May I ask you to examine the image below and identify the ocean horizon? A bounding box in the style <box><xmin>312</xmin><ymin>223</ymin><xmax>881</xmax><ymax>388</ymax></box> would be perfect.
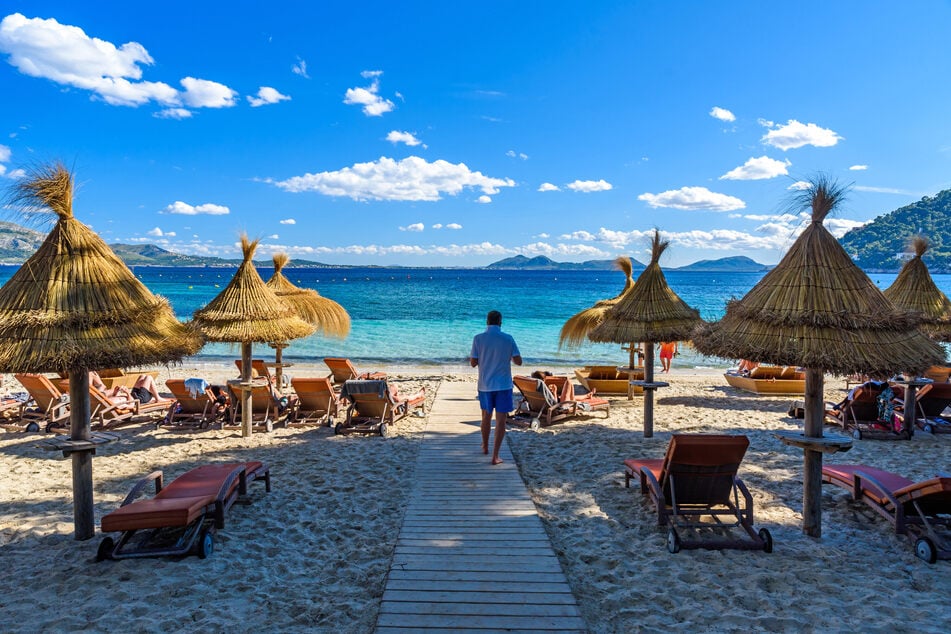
<box><xmin>0</xmin><ymin>264</ymin><xmax>938</xmax><ymax>371</ymax></box>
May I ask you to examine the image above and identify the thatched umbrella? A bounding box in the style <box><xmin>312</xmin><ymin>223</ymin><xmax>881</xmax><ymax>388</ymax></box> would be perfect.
<box><xmin>883</xmin><ymin>236</ymin><xmax>951</xmax><ymax>342</ymax></box>
<box><xmin>589</xmin><ymin>231</ymin><xmax>702</xmax><ymax>437</ymax></box>
<box><xmin>693</xmin><ymin>177</ymin><xmax>945</xmax><ymax>537</ymax></box>
<box><xmin>0</xmin><ymin>163</ymin><xmax>203</xmax><ymax>540</ymax></box>
<box><xmin>559</xmin><ymin>256</ymin><xmax>635</xmax><ymax>362</ymax></box>
<box><xmin>265</xmin><ymin>252</ymin><xmax>350</xmax><ymax>389</ymax></box>
<box><xmin>192</xmin><ymin>237</ymin><xmax>314</xmax><ymax>436</ymax></box>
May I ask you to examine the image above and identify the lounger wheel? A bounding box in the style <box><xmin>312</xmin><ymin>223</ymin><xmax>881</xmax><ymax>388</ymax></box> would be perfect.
<box><xmin>530</xmin><ymin>418</ymin><xmax>541</xmax><ymax>432</ymax></box>
<box><xmin>666</xmin><ymin>528</ymin><xmax>681</xmax><ymax>554</ymax></box>
<box><xmin>922</xmin><ymin>423</ymin><xmax>934</xmax><ymax>434</ymax></box>
<box><xmin>24</xmin><ymin>421</ymin><xmax>40</xmax><ymax>433</ymax></box>
<box><xmin>334</xmin><ymin>422</ymin><xmax>343</xmax><ymax>435</ymax></box>
<box><xmin>197</xmin><ymin>528</ymin><xmax>214</xmax><ymax>559</ymax></box>
<box><xmin>379</xmin><ymin>422</ymin><xmax>389</xmax><ymax>438</ymax></box>
<box><xmin>915</xmin><ymin>537</ymin><xmax>937</xmax><ymax>564</ymax></box>
<box><xmin>758</xmin><ymin>528</ymin><xmax>773</xmax><ymax>553</ymax></box>
<box><xmin>96</xmin><ymin>536</ymin><xmax>115</xmax><ymax>562</ymax></box>
<box><xmin>851</xmin><ymin>427</ymin><xmax>862</xmax><ymax>440</ymax></box>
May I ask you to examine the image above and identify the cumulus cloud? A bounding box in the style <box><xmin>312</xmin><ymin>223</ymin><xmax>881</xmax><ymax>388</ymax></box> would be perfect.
<box><xmin>291</xmin><ymin>57</ymin><xmax>309</xmax><ymax>78</ymax></box>
<box><xmin>849</xmin><ymin>164</ymin><xmax>868</xmax><ymax>171</ymax></box>
<box><xmin>399</xmin><ymin>222</ymin><xmax>424</xmax><ymax>232</ymax></box>
<box><xmin>638</xmin><ymin>186</ymin><xmax>745</xmax><ymax>211</ymax></box>
<box><xmin>446</xmin><ymin>222</ymin><xmax>462</xmax><ymax>229</ymax></box>
<box><xmin>538</xmin><ymin>182</ymin><xmax>560</xmax><ymax>192</ymax></box>
<box><xmin>477</xmin><ymin>195</ymin><xmax>492</xmax><ymax>204</ymax></box>
<box><xmin>279</xmin><ymin>218</ymin><xmax>296</xmax><ymax>225</ymax></box>
<box><xmin>710</xmin><ymin>106</ymin><xmax>735</xmax><ymax>122</ymax></box>
<box><xmin>272</xmin><ymin>156</ymin><xmax>515</xmax><ymax>202</ymax></box>
<box><xmin>567</xmin><ymin>179</ymin><xmax>612</xmax><ymax>193</ymax></box>
<box><xmin>386</xmin><ymin>130</ymin><xmax>424</xmax><ymax>146</ymax></box>
<box><xmin>720</xmin><ymin>156</ymin><xmax>791</xmax><ymax>180</ymax></box>
<box><xmin>761</xmin><ymin>119</ymin><xmax>842</xmax><ymax>150</ymax></box>
<box><xmin>343</xmin><ymin>72</ymin><xmax>395</xmax><ymax>116</ymax></box>
<box><xmin>247</xmin><ymin>86</ymin><xmax>290</xmax><ymax>107</ymax></box>
<box><xmin>432</xmin><ymin>223</ymin><xmax>443</xmax><ymax>229</ymax></box>
<box><xmin>162</xmin><ymin>201</ymin><xmax>230</xmax><ymax>215</ymax></box>
<box><xmin>0</xmin><ymin>144</ymin><xmax>23</xmax><ymax>179</ymax></box>
<box><xmin>787</xmin><ymin>180</ymin><xmax>811</xmax><ymax>190</ymax></box>
<box><xmin>154</xmin><ymin>107</ymin><xmax>191</xmax><ymax>119</ymax></box>
<box><xmin>0</xmin><ymin>13</ymin><xmax>237</xmax><ymax>114</ymax></box>
<box><xmin>506</xmin><ymin>150</ymin><xmax>528</xmax><ymax>160</ymax></box>
<box><xmin>147</xmin><ymin>227</ymin><xmax>176</xmax><ymax>237</ymax></box>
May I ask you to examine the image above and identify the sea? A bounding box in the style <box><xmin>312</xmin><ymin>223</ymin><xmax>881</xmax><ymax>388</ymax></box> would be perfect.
<box><xmin>0</xmin><ymin>265</ymin><xmax>940</xmax><ymax>371</ymax></box>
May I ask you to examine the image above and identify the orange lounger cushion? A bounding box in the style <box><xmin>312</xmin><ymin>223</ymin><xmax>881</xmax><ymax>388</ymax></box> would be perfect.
<box><xmin>102</xmin><ymin>495</ymin><xmax>212</xmax><ymax>532</ymax></box>
<box><xmin>624</xmin><ymin>458</ymin><xmax>664</xmax><ymax>481</ymax></box>
<box><xmin>822</xmin><ymin>464</ymin><xmax>914</xmax><ymax>506</ymax></box>
<box><xmin>158</xmin><ymin>462</ymin><xmax>263</xmax><ymax>499</ymax></box>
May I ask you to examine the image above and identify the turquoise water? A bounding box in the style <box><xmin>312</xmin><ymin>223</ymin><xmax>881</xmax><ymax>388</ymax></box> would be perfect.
<box><xmin>0</xmin><ymin>265</ymin><xmax>934</xmax><ymax>370</ymax></box>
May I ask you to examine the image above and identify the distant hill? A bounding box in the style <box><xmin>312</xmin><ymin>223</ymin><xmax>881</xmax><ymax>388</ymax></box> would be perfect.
<box><xmin>485</xmin><ymin>255</ymin><xmax>646</xmax><ymax>270</ymax></box>
<box><xmin>839</xmin><ymin>189</ymin><xmax>951</xmax><ymax>272</ymax></box>
<box><xmin>0</xmin><ymin>221</ymin><xmax>44</xmax><ymax>263</ymax></box>
<box><xmin>675</xmin><ymin>256</ymin><xmax>771</xmax><ymax>272</ymax></box>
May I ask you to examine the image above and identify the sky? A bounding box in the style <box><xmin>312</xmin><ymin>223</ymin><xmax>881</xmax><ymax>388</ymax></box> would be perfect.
<box><xmin>1</xmin><ymin>1</ymin><xmax>950</xmax><ymax>267</ymax></box>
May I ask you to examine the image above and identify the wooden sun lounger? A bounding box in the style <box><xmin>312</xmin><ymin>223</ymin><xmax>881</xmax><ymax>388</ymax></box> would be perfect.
<box><xmin>824</xmin><ymin>381</ymin><xmax>910</xmax><ymax>440</ymax></box>
<box><xmin>624</xmin><ymin>434</ymin><xmax>773</xmax><ymax>553</ymax></box>
<box><xmin>336</xmin><ymin>379</ymin><xmax>425</xmax><ymax>437</ymax></box>
<box><xmin>13</xmin><ymin>373</ymin><xmax>70</xmax><ymax>433</ymax></box>
<box><xmin>513</xmin><ymin>375</ymin><xmax>610</xmax><ymax>431</ymax></box>
<box><xmin>162</xmin><ymin>378</ymin><xmax>220</xmax><ymax>429</ymax></box>
<box><xmin>97</xmin><ymin>461</ymin><xmax>271</xmax><ymax>560</ymax></box>
<box><xmin>912</xmin><ymin>381</ymin><xmax>951</xmax><ymax>434</ymax></box>
<box><xmin>224</xmin><ymin>381</ymin><xmax>291</xmax><ymax>432</ymax></box>
<box><xmin>89</xmin><ymin>386</ymin><xmax>172</xmax><ymax>429</ymax></box>
<box><xmin>822</xmin><ymin>463</ymin><xmax>951</xmax><ymax>563</ymax></box>
<box><xmin>289</xmin><ymin>377</ymin><xmax>340</xmax><ymax>426</ymax></box>
<box><xmin>323</xmin><ymin>357</ymin><xmax>386</xmax><ymax>386</ymax></box>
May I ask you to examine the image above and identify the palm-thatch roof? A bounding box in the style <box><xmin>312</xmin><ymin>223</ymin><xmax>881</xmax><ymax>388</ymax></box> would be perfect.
<box><xmin>266</xmin><ymin>253</ymin><xmax>350</xmax><ymax>338</ymax></box>
<box><xmin>192</xmin><ymin>236</ymin><xmax>315</xmax><ymax>343</ymax></box>
<box><xmin>693</xmin><ymin>178</ymin><xmax>946</xmax><ymax>375</ymax></box>
<box><xmin>589</xmin><ymin>231</ymin><xmax>702</xmax><ymax>344</ymax></box>
<box><xmin>0</xmin><ymin>163</ymin><xmax>203</xmax><ymax>373</ymax></box>
<box><xmin>559</xmin><ymin>256</ymin><xmax>634</xmax><ymax>349</ymax></box>
<box><xmin>883</xmin><ymin>236</ymin><xmax>951</xmax><ymax>342</ymax></box>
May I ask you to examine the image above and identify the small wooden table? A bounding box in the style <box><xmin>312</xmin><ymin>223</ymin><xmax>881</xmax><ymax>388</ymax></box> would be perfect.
<box><xmin>893</xmin><ymin>378</ymin><xmax>932</xmax><ymax>439</ymax></box>
<box><xmin>37</xmin><ymin>431</ymin><xmax>121</xmax><ymax>457</ymax></box>
<box><xmin>773</xmin><ymin>431</ymin><xmax>853</xmax><ymax>454</ymax></box>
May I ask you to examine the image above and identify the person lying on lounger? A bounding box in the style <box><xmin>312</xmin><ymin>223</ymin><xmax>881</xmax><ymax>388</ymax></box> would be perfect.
<box><xmin>90</xmin><ymin>371</ymin><xmax>171</xmax><ymax>406</ymax></box>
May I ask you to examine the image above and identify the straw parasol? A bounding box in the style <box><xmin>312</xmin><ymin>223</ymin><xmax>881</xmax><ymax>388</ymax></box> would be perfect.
<box><xmin>589</xmin><ymin>231</ymin><xmax>702</xmax><ymax>437</ymax></box>
<box><xmin>192</xmin><ymin>236</ymin><xmax>314</xmax><ymax>436</ymax></box>
<box><xmin>883</xmin><ymin>236</ymin><xmax>951</xmax><ymax>342</ymax></box>
<box><xmin>265</xmin><ymin>252</ymin><xmax>350</xmax><ymax>389</ymax></box>
<box><xmin>0</xmin><ymin>162</ymin><xmax>203</xmax><ymax>540</ymax></box>
<box><xmin>559</xmin><ymin>256</ymin><xmax>634</xmax><ymax>358</ymax></box>
<box><xmin>693</xmin><ymin>176</ymin><xmax>945</xmax><ymax>537</ymax></box>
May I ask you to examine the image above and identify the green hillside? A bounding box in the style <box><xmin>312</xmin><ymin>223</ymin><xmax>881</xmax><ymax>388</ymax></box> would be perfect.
<box><xmin>839</xmin><ymin>189</ymin><xmax>951</xmax><ymax>272</ymax></box>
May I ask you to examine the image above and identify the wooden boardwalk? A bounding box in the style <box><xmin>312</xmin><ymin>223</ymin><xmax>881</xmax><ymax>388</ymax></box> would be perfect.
<box><xmin>375</xmin><ymin>381</ymin><xmax>586</xmax><ymax>633</ymax></box>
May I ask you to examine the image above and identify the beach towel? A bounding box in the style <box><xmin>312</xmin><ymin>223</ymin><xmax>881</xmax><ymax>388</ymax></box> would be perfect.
<box><xmin>184</xmin><ymin>377</ymin><xmax>210</xmax><ymax>398</ymax></box>
<box><xmin>340</xmin><ymin>379</ymin><xmax>388</xmax><ymax>401</ymax></box>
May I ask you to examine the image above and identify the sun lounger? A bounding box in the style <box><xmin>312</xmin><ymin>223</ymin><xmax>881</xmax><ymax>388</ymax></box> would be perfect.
<box><xmin>912</xmin><ymin>381</ymin><xmax>951</xmax><ymax>434</ymax></box>
<box><xmin>824</xmin><ymin>381</ymin><xmax>908</xmax><ymax>440</ymax></box>
<box><xmin>224</xmin><ymin>380</ymin><xmax>292</xmax><ymax>432</ymax></box>
<box><xmin>97</xmin><ymin>461</ymin><xmax>271</xmax><ymax>560</ymax></box>
<box><xmin>336</xmin><ymin>379</ymin><xmax>425</xmax><ymax>437</ymax></box>
<box><xmin>324</xmin><ymin>357</ymin><xmax>386</xmax><ymax>386</ymax></box>
<box><xmin>289</xmin><ymin>377</ymin><xmax>340</xmax><ymax>426</ymax></box>
<box><xmin>513</xmin><ymin>375</ymin><xmax>610</xmax><ymax>431</ymax></box>
<box><xmin>89</xmin><ymin>385</ymin><xmax>171</xmax><ymax>429</ymax></box>
<box><xmin>822</xmin><ymin>463</ymin><xmax>951</xmax><ymax>563</ymax></box>
<box><xmin>162</xmin><ymin>378</ymin><xmax>220</xmax><ymax>429</ymax></box>
<box><xmin>623</xmin><ymin>434</ymin><xmax>773</xmax><ymax>553</ymax></box>
<box><xmin>13</xmin><ymin>373</ymin><xmax>70</xmax><ymax>432</ymax></box>
<box><xmin>234</xmin><ymin>359</ymin><xmax>289</xmax><ymax>390</ymax></box>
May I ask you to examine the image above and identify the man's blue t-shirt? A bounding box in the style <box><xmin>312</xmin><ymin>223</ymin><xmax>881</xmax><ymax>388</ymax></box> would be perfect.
<box><xmin>470</xmin><ymin>325</ymin><xmax>520</xmax><ymax>392</ymax></box>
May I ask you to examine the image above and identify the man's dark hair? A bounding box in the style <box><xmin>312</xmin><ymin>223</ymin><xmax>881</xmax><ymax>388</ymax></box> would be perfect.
<box><xmin>486</xmin><ymin>310</ymin><xmax>502</xmax><ymax>326</ymax></box>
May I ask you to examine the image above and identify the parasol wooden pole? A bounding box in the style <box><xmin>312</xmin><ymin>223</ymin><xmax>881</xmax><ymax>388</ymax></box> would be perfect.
<box><xmin>241</xmin><ymin>341</ymin><xmax>253</xmax><ymax>437</ymax></box>
<box><xmin>68</xmin><ymin>369</ymin><xmax>94</xmax><ymax>540</ymax></box>
<box><xmin>273</xmin><ymin>341</ymin><xmax>287</xmax><ymax>395</ymax></box>
<box><xmin>803</xmin><ymin>368</ymin><xmax>825</xmax><ymax>537</ymax></box>
<box><xmin>643</xmin><ymin>341</ymin><xmax>655</xmax><ymax>438</ymax></box>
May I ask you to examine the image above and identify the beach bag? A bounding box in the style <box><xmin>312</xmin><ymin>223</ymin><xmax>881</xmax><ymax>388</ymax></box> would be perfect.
<box><xmin>787</xmin><ymin>401</ymin><xmax>805</xmax><ymax>419</ymax></box>
<box><xmin>876</xmin><ymin>386</ymin><xmax>902</xmax><ymax>432</ymax></box>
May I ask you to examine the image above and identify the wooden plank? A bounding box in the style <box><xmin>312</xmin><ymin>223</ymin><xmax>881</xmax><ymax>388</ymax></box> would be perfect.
<box><xmin>388</xmin><ymin>557</ymin><xmax>563</xmax><ymax>574</ymax></box>
<box><xmin>375</xmin><ymin>613</ymin><xmax>586</xmax><ymax>630</ymax></box>
<box><xmin>386</xmin><ymin>569</ymin><xmax>569</xmax><ymax>584</ymax></box>
<box><xmin>377</xmin><ymin>628</ymin><xmax>586</xmax><ymax>634</ymax></box>
<box><xmin>384</xmin><ymin>579</ymin><xmax>573</xmax><ymax>593</ymax></box>
<box><xmin>382</xmin><ymin>589</ymin><xmax>578</xmax><ymax>605</ymax></box>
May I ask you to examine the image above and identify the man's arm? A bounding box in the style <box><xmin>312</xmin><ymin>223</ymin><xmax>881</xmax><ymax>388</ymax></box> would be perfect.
<box><xmin>469</xmin><ymin>357</ymin><xmax>478</xmax><ymax>367</ymax></box>
<box><xmin>512</xmin><ymin>355</ymin><xmax>522</xmax><ymax>366</ymax></box>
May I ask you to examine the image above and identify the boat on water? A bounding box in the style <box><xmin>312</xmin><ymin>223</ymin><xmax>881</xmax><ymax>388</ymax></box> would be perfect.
<box><xmin>574</xmin><ymin>365</ymin><xmax>645</xmax><ymax>395</ymax></box>
<box><xmin>723</xmin><ymin>365</ymin><xmax>805</xmax><ymax>395</ymax></box>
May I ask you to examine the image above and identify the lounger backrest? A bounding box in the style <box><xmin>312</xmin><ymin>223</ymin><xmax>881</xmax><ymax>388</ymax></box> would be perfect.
<box><xmin>234</xmin><ymin>359</ymin><xmax>272</xmax><ymax>381</ymax></box>
<box><xmin>916</xmin><ymin>382</ymin><xmax>951</xmax><ymax>417</ymax></box>
<box><xmin>89</xmin><ymin>387</ymin><xmax>135</xmax><ymax>418</ymax></box>
<box><xmin>292</xmin><ymin>377</ymin><xmax>336</xmax><ymax>410</ymax></box>
<box><xmin>325</xmin><ymin>357</ymin><xmax>359</xmax><ymax>382</ymax></box>
<box><xmin>513</xmin><ymin>376</ymin><xmax>557</xmax><ymax>409</ymax></box>
<box><xmin>894</xmin><ymin>476</ymin><xmax>951</xmax><ymax>516</ymax></box>
<box><xmin>748</xmin><ymin>366</ymin><xmax>783</xmax><ymax>380</ymax></box>
<box><xmin>660</xmin><ymin>434</ymin><xmax>749</xmax><ymax>505</ymax></box>
<box><xmin>166</xmin><ymin>379</ymin><xmax>212</xmax><ymax>414</ymax></box>
<box><xmin>923</xmin><ymin>365</ymin><xmax>951</xmax><ymax>383</ymax></box>
<box><xmin>779</xmin><ymin>366</ymin><xmax>804</xmax><ymax>380</ymax></box>
<box><xmin>15</xmin><ymin>373</ymin><xmax>62</xmax><ymax>412</ymax></box>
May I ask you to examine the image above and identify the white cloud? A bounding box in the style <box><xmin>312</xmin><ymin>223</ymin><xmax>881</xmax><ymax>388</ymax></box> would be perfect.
<box><xmin>761</xmin><ymin>119</ymin><xmax>842</xmax><ymax>150</ymax></box>
<box><xmin>154</xmin><ymin>107</ymin><xmax>191</xmax><ymax>119</ymax></box>
<box><xmin>538</xmin><ymin>182</ymin><xmax>560</xmax><ymax>192</ymax></box>
<box><xmin>506</xmin><ymin>150</ymin><xmax>528</xmax><ymax>160</ymax></box>
<box><xmin>0</xmin><ymin>145</ymin><xmax>9</xmax><ymax>163</ymax></box>
<box><xmin>272</xmin><ymin>155</ymin><xmax>515</xmax><ymax>202</ymax></box>
<box><xmin>162</xmin><ymin>201</ymin><xmax>230</xmax><ymax>215</ymax></box>
<box><xmin>446</xmin><ymin>222</ymin><xmax>462</xmax><ymax>229</ymax></box>
<box><xmin>710</xmin><ymin>106</ymin><xmax>735</xmax><ymax>122</ymax></box>
<box><xmin>147</xmin><ymin>227</ymin><xmax>176</xmax><ymax>237</ymax></box>
<box><xmin>432</xmin><ymin>223</ymin><xmax>443</xmax><ymax>229</ymax></box>
<box><xmin>518</xmin><ymin>242</ymin><xmax>610</xmax><ymax>258</ymax></box>
<box><xmin>386</xmin><ymin>130</ymin><xmax>423</xmax><ymax>146</ymax></box>
<box><xmin>267</xmin><ymin>234</ymin><xmax>279</xmax><ymax>240</ymax></box>
<box><xmin>247</xmin><ymin>86</ymin><xmax>290</xmax><ymax>107</ymax></box>
<box><xmin>561</xmin><ymin>230</ymin><xmax>597</xmax><ymax>241</ymax></box>
<box><xmin>477</xmin><ymin>195</ymin><xmax>492</xmax><ymax>204</ymax></box>
<box><xmin>787</xmin><ymin>180</ymin><xmax>811</xmax><ymax>190</ymax></box>
<box><xmin>638</xmin><ymin>186</ymin><xmax>745</xmax><ymax>211</ymax></box>
<box><xmin>279</xmin><ymin>218</ymin><xmax>296</xmax><ymax>225</ymax></box>
<box><xmin>854</xmin><ymin>185</ymin><xmax>914</xmax><ymax>195</ymax></box>
<box><xmin>566</xmin><ymin>179</ymin><xmax>612</xmax><ymax>193</ymax></box>
<box><xmin>720</xmin><ymin>156</ymin><xmax>791</xmax><ymax>180</ymax></box>
<box><xmin>0</xmin><ymin>14</ymin><xmax>240</xmax><ymax>112</ymax></box>
<box><xmin>292</xmin><ymin>57</ymin><xmax>309</xmax><ymax>79</ymax></box>
<box><xmin>344</xmin><ymin>73</ymin><xmax>394</xmax><ymax>116</ymax></box>
<box><xmin>399</xmin><ymin>222</ymin><xmax>424</xmax><ymax>232</ymax></box>
<box><xmin>180</xmin><ymin>77</ymin><xmax>236</xmax><ymax>108</ymax></box>
<box><xmin>849</xmin><ymin>164</ymin><xmax>868</xmax><ymax>171</ymax></box>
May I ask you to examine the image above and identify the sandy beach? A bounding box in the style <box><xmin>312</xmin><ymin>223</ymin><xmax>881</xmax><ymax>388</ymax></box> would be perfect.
<box><xmin>1</xmin><ymin>363</ymin><xmax>949</xmax><ymax>633</ymax></box>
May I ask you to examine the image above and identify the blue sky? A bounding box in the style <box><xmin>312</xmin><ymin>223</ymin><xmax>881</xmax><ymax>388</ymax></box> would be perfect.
<box><xmin>1</xmin><ymin>1</ymin><xmax>949</xmax><ymax>267</ymax></box>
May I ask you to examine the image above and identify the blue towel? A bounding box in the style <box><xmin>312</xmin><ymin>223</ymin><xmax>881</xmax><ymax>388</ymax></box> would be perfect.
<box><xmin>184</xmin><ymin>377</ymin><xmax>209</xmax><ymax>398</ymax></box>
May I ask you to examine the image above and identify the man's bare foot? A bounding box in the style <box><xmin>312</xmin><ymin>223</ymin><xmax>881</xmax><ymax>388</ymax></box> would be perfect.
<box><xmin>491</xmin><ymin>457</ymin><xmax>503</xmax><ymax>465</ymax></box>
<box><xmin>481</xmin><ymin>445</ymin><xmax>488</xmax><ymax>455</ymax></box>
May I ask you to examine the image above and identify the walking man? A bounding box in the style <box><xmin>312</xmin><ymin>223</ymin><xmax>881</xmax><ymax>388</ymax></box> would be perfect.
<box><xmin>469</xmin><ymin>310</ymin><xmax>522</xmax><ymax>464</ymax></box>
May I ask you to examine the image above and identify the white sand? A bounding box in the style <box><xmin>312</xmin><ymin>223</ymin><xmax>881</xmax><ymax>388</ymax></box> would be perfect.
<box><xmin>0</xmin><ymin>365</ymin><xmax>949</xmax><ymax>633</ymax></box>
